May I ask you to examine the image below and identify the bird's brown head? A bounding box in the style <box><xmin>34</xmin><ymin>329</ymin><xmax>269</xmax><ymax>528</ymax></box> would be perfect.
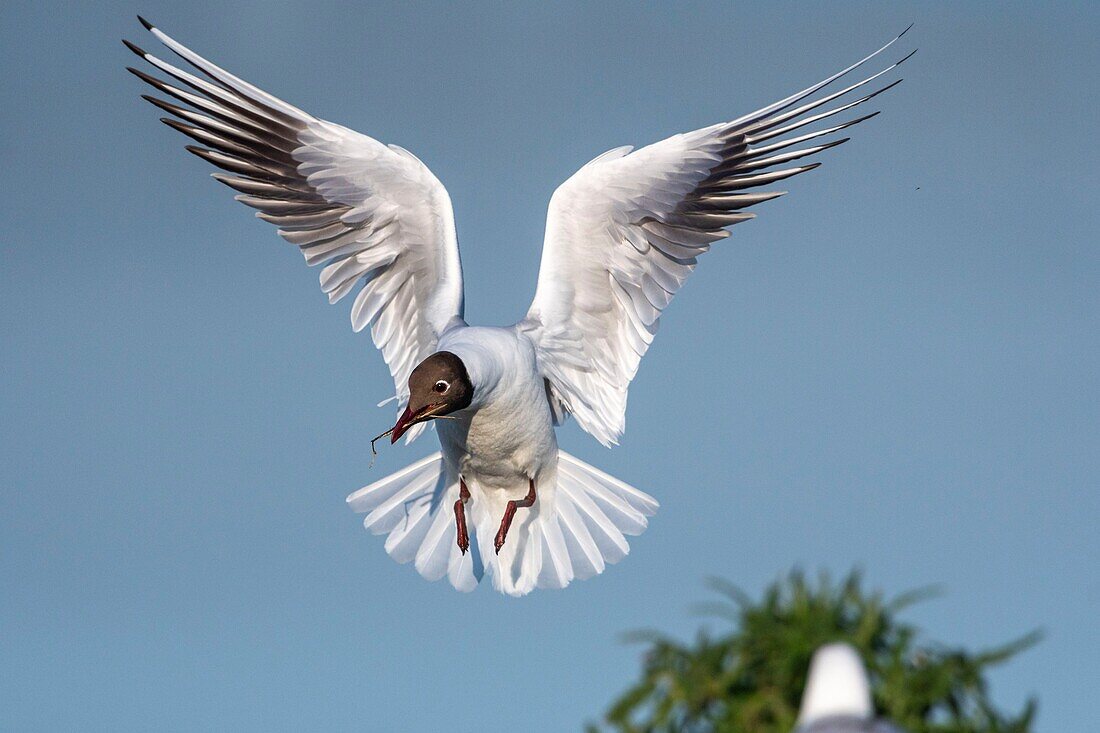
<box><xmin>389</xmin><ymin>351</ymin><xmax>473</xmax><ymax>443</ymax></box>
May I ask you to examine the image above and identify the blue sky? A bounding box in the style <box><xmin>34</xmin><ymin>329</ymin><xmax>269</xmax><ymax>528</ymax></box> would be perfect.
<box><xmin>2</xmin><ymin>1</ymin><xmax>1097</xmax><ymax>730</ymax></box>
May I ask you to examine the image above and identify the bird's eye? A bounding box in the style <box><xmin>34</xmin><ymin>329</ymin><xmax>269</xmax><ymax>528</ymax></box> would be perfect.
<box><xmin>433</xmin><ymin>380</ymin><xmax>449</xmax><ymax>393</ymax></box>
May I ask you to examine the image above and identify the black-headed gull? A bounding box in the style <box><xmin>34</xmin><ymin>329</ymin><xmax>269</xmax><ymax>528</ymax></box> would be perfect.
<box><xmin>125</xmin><ymin>18</ymin><xmax>912</xmax><ymax>595</ymax></box>
<box><xmin>794</xmin><ymin>643</ymin><xmax>906</xmax><ymax>733</ymax></box>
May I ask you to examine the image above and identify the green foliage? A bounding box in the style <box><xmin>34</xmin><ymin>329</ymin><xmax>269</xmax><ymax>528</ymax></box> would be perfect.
<box><xmin>590</xmin><ymin>570</ymin><xmax>1039</xmax><ymax>733</ymax></box>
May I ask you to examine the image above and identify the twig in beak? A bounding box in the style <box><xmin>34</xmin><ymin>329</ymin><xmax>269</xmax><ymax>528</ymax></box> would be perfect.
<box><xmin>368</xmin><ymin>410</ymin><xmax>456</xmax><ymax>467</ymax></box>
<box><xmin>369</xmin><ymin>428</ymin><xmax>394</xmax><ymax>468</ymax></box>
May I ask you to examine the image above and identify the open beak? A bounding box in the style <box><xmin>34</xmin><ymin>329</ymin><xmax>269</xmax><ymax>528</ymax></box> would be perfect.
<box><xmin>390</xmin><ymin>402</ymin><xmax>446</xmax><ymax>443</ymax></box>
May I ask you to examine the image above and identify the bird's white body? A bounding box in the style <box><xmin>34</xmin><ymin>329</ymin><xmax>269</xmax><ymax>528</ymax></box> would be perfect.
<box><xmin>127</xmin><ymin>17</ymin><xmax>911</xmax><ymax>595</ymax></box>
<box><xmin>435</xmin><ymin>326</ymin><xmax>557</xmax><ymax>497</ymax></box>
<box><xmin>362</xmin><ymin>323</ymin><xmax>658</xmax><ymax>596</ymax></box>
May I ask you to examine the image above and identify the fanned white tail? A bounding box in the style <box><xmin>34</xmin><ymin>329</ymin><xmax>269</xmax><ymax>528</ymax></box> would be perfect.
<box><xmin>346</xmin><ymin>451</ymin><xmax>658</xmax><ymax>596</ymax></box>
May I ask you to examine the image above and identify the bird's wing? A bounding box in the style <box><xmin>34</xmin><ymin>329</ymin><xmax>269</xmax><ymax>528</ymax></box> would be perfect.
<box><xmin>521</xmin><ymin>30</ymin><xmax>913</xmax><ymax>446</ymax></box>
<box><xmin>125</xmin><ymin>18</ymin><xmax>465</xmax><ymax>441</ymax></box>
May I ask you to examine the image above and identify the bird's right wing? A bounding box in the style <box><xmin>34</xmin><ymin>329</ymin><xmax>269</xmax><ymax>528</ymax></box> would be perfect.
<box><xmin>522</xmin><ymin>31</ymin><xmax>913</xmax><ymax>446</ymax></box>
<box><xmin>125</xmin><ymin>18</ymin><xmax>465</xmax><ymax>439</ymax></box>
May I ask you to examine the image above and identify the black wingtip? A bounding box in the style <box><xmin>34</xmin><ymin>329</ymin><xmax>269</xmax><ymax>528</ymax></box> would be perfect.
<box><xmin>137</xmin><ymin>15</ymin><xmax>155</xmax><ymax>31</ymax></box>
<box><xmin>139</xmin><ymin>93</ymin><xmax>170</xmax><ymax>111</ymax></box>
<box><xmin>899</xmin><ymin>23</ymin><xmax>914</xmax><ymax>38</ymax></box>
<box><xmin>884</xmin><ymin>77</ymin><xmax>905</xmax><ymax>92</ymax></box>
<box><xmin>897</xmin><ymin>48</ymin><xmax>919</xmax><ymax>66</ymax></box>
<box><xmin>160</xmin><ymin>117</ymin><xmax>197</xmax><ymax>136</ymax></box>
<box><xmin>121</xmin><ymin>38</ymin><xmax>147</xmax><ymax>57</ymax></box>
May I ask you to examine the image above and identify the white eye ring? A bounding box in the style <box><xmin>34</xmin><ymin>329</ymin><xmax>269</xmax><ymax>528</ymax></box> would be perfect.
<box><xmin>433</xmin><ymin>380</ymin><xmax>449</xmax><ymax>393</ymax></box>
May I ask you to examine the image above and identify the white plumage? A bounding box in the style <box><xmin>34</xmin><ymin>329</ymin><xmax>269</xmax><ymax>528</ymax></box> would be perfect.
<box><xmin>126</xmin><ymin>17</ymin><xmax>911</xmax><ymax>595</ymax></box>
<box><xmin>346</xmin><ymin>448</ymin><xmax>657</xmax><ymax>596</ymax></box>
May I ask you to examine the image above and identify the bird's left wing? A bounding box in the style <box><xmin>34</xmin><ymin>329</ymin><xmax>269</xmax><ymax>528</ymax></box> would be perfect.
<box><xmin>522</xmin><ymin>31</ymin><xmax>913</xmax><ymax>447</ymax></box>
<box><xmin>125</xmin><ymin>19</ymin><xmax>465</xmax><ymax>441</ymax></box>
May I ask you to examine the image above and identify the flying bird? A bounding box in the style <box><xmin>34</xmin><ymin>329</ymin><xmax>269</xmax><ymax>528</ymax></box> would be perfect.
<box><xmin>794</xmin><ymin>643</ymin><xmax>907</xmax><ymax>733</ymax></box>
<box><xmin>125</xmin><ymin>17</ymin><xmax>912</xmax><ymax>595</ymax></box>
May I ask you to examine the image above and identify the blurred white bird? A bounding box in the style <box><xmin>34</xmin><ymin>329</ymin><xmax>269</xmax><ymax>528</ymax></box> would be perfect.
<box><xmin>795</xmin><ymin>643</ymin><xmax>906</xmax><ymax>733</ymax></box>
<box><xmin>125</xmin><ymin>17</ymin><xmax>912</xmax><ymax>595</ymax></box>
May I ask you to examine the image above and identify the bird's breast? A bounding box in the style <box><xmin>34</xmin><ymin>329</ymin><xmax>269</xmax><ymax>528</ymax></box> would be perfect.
<box><xmin>437</xmin><ymin>371</ymin><xmax>557</xmax><ymax>494</ymax></box>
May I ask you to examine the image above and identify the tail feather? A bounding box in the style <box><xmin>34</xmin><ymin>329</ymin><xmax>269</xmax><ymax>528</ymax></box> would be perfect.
<box><xmin>346</xmin><ymin>450</ymin><xmax>658</xmax><ymax>596</ymax></box>
<box><xmin>558</xmin><ymin>453</ymin><xmax>660</xmax><ymax>518</ymax></box>
<box><xmin>537</xmin><ymin>517</ymin><xmax>574</xmax><ymax>588</ymax></box>
<box><xmin>413</xmin><ymin>499</ymin><xmax>457</xmax><ymax>580</ymax></box>
<box><xmin>559</xmin><ymin>481</ymin><xmax>631</xmax><ymax>559</ymax></box>
<box><xmin>347</xmin><ymin>452</ymin><xmax>485</xmax><ymax>592</ymax></box>
<box><xmin>348</xmin><ymin>453</ymin><xmax>439</xmax><ymax>533</ymax></box>
<box><xmin>364</xmin><ymin>470</ymin><xmax>438</xmax><ymax>535</ymax></box>
<box><xmin>555</xmin><ymin>496</ymin><xmax>608</xmax><ymax>578</ymax></box>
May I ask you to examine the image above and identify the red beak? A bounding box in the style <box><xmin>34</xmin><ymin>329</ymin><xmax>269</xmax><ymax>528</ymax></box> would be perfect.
<box><xmin>390</xmin><ymin>405</ymin><xmax>416</xmax><ymax>444</ymax></box>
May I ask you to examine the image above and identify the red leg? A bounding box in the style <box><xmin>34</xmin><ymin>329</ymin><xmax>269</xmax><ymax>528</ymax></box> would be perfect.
<box><xmin>454</xmin><ymin>479</ymin><xmax>471</xmax><ymax>555</ymax></box>
<box><xmin>495</xmin><ymin>478</ymin><xmax>537</xmax><ymax>554</ymax></box>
